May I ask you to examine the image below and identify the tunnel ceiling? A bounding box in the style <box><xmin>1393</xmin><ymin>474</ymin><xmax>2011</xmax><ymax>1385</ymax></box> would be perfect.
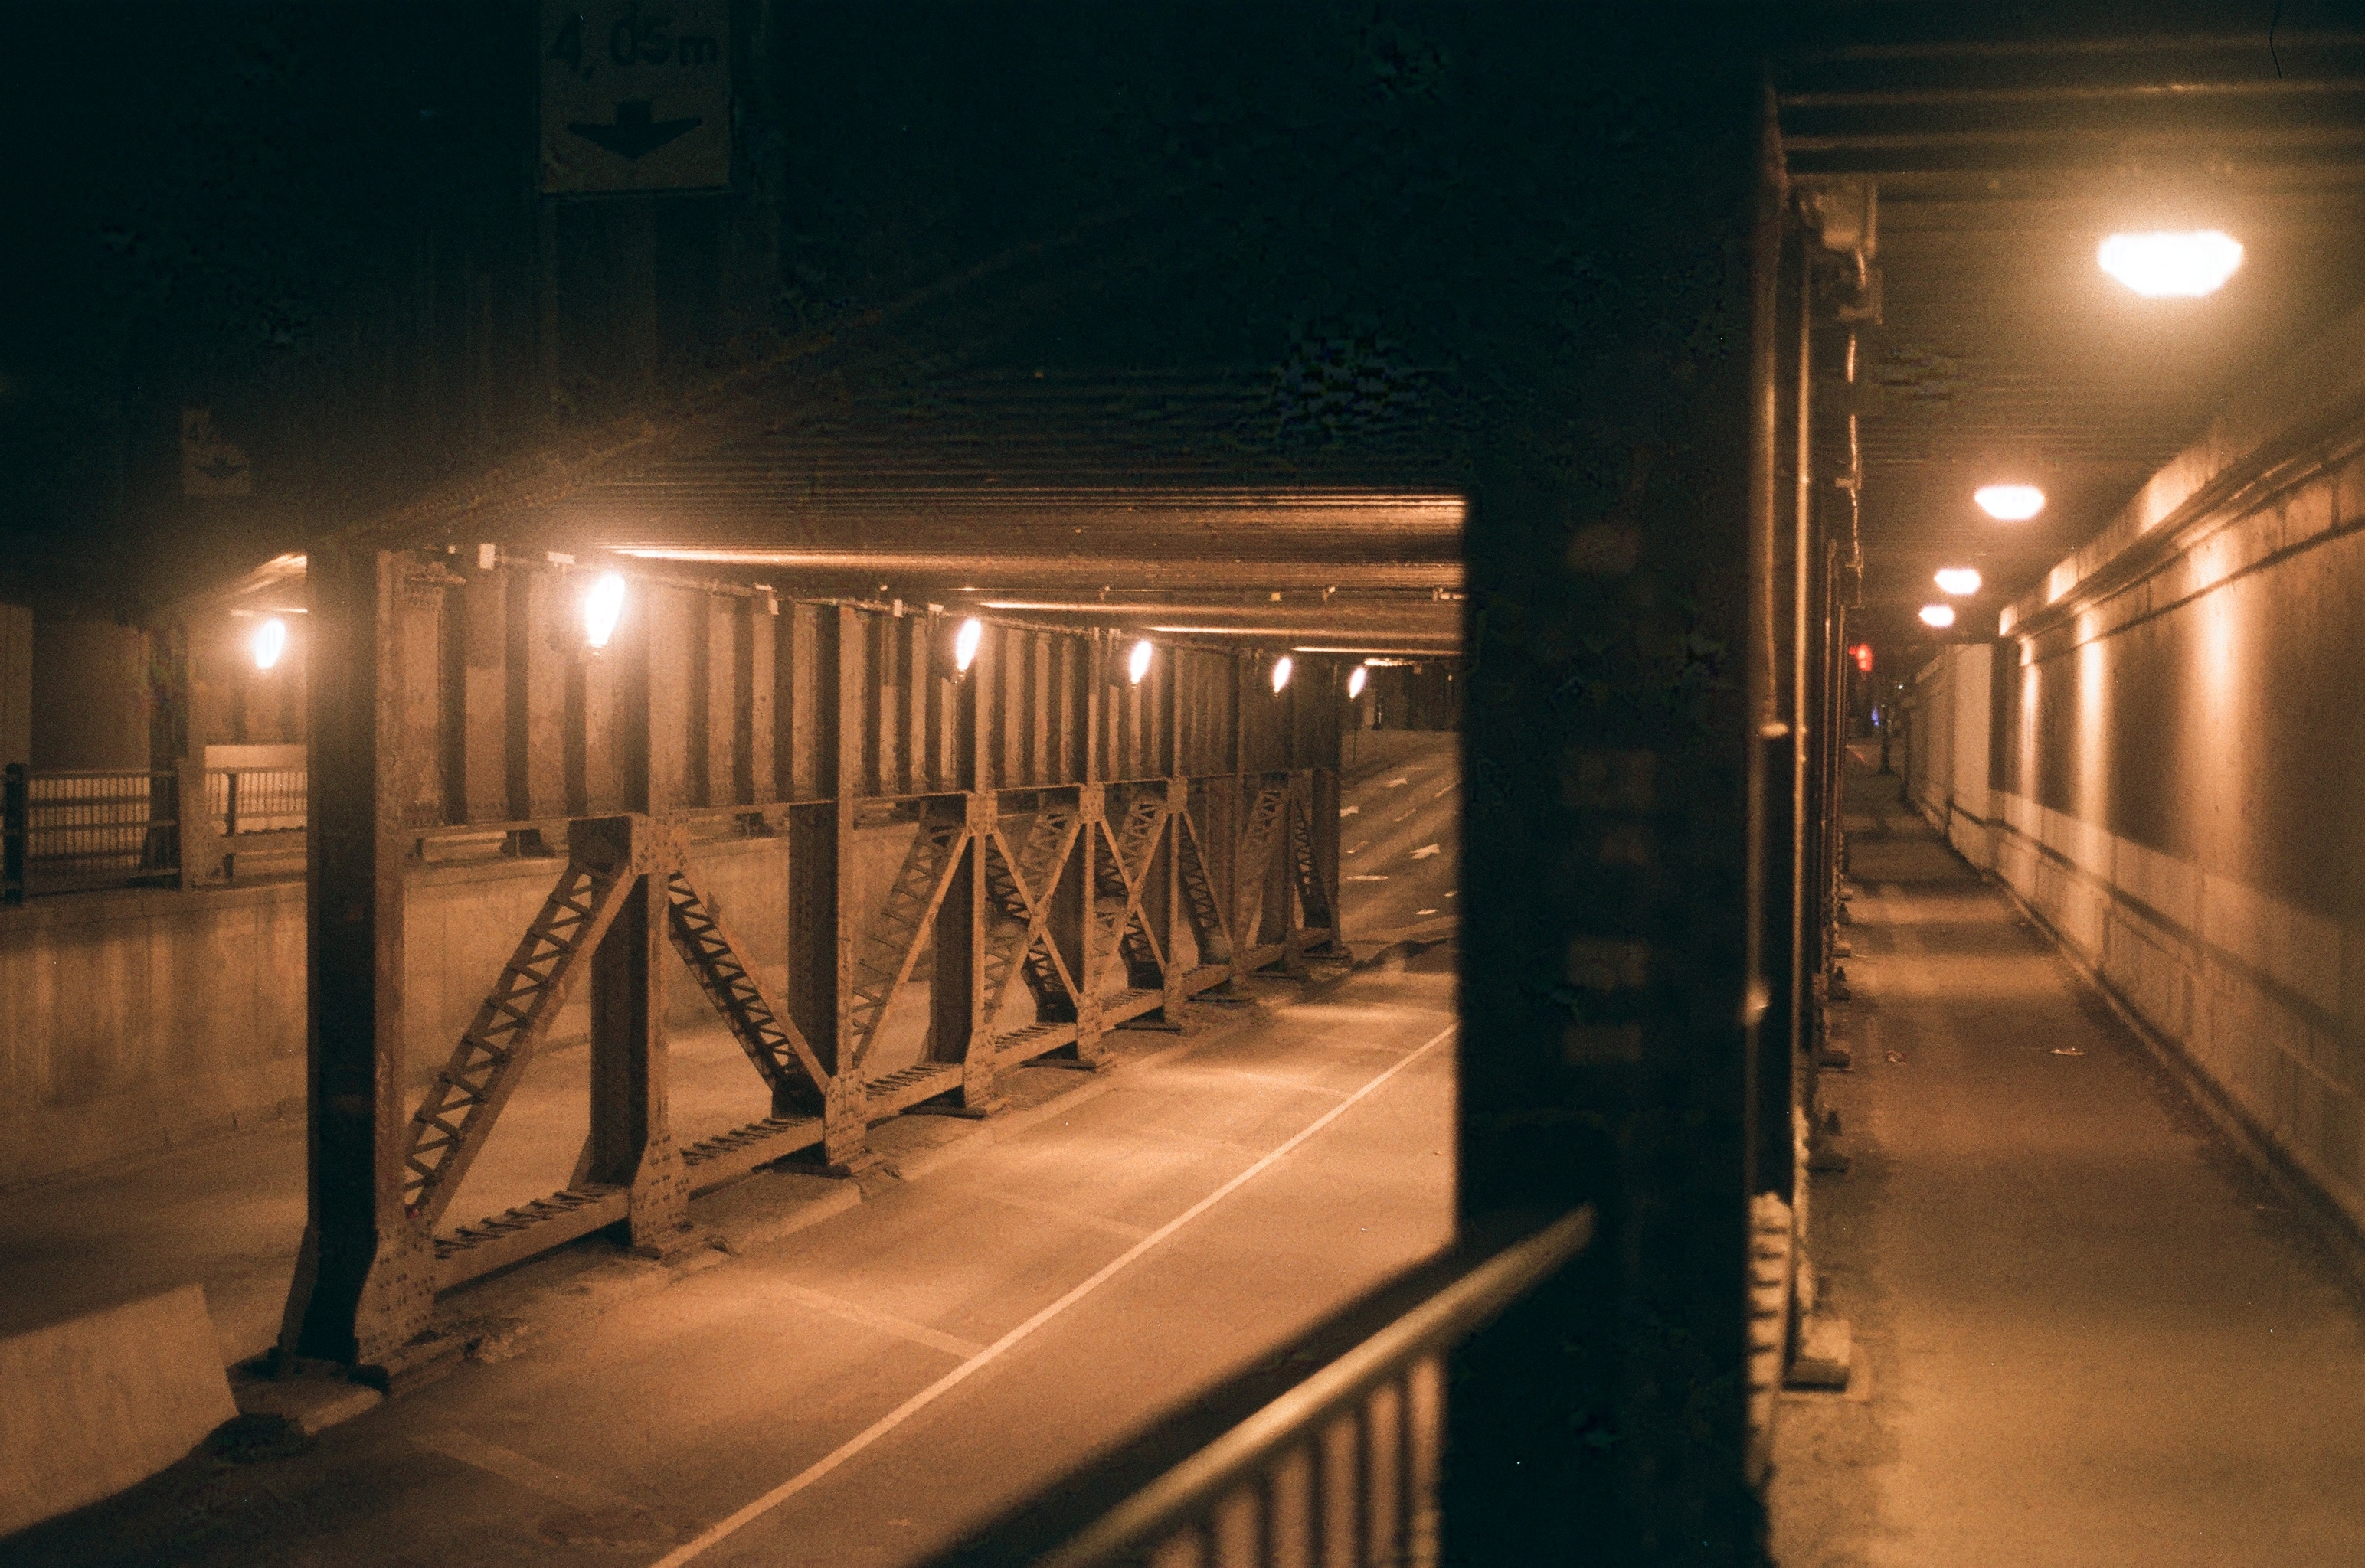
<box><xmin>527</xmin><ymin>366</ymin><xmax>1467</xmax><ymax>656</ymax></box>
<box><xmin>1779</xmin><ymin>21</ymin><xmax>2365</xmax><ymax>651</ymax></box>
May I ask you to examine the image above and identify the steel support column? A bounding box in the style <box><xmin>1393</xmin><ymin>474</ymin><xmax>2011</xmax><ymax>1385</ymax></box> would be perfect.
<box><xmin>579</xmin><ymin>815</ymin><xmax>692</xmax><ymax>1253</ymax></box>
<box><xmin>821</xmin><ymin>604</ymin><xmax>880</xmax><ymax>1173</ymax></box>
<box><xmin>280</xmin><ymin>548</ymin><xmax>437</xmax><ymax>1370</ymax></box>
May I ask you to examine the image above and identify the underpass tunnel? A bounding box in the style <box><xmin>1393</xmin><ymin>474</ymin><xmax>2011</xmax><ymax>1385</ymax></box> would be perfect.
<box><xmin>1764</xmin><ymin>21</ymin><xmax>2365</xmax><ymax>1563</ymax></box>
<box><xmin>31</xmin><ymin>8</ymin><xmax>2365</xmax><ymax>1563</ymax></box>
<box><xmin>2</xmin><ymin>305</ymin><xmax>1476</xmax><ymax>1560</ymax></box>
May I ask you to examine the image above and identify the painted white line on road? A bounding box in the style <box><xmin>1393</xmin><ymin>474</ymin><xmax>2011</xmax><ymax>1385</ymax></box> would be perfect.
<box><xmin>761</xmin><ymin>1282</ymin><xmax>987</xmax><ymax>1361</ymax></box>
<box><xmin>647</xmin><ymin>1021</ymin><xmax>1457</xmax><ymax>1568</ymax></box>
<box><xmin>416</xmin><ymin>1428</ymin><xmax>645</xmax><ymax>1514</ymax></box>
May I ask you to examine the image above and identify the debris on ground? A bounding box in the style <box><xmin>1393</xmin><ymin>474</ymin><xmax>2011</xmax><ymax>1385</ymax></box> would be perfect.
<box><xmin>1411</xmin><ymin>844</ymin><xmax>1441</xmax><ymax>859</ymax></box>
<box><xmin>2053</xmin><ymin>1047</ymin><xmax>2085</xmax><ymax>1057</ymax></box>
<box><xmin>1885</xmin><ymin>1051</ymin><xmax>1907</xmax><ymax>1065</ymax></box>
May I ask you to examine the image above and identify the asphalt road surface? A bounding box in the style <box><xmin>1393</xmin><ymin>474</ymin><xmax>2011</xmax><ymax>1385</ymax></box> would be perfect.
<box><xmin>15</xmin><ymin>950</ymin><xmax>1459</xmax><ymax>1568</ymax></box>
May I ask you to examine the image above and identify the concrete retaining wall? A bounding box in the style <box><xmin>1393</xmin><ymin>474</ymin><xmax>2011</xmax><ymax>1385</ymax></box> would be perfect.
<box><xmin>1905</xmin><ymin>642</ymin><xmax>1998</xmax><ymax>874</ymax></box>
<box><xmin>0</xmin><ymin>824</ymin><xmax>935</xmax><ymax>1192</ymax></box>
<box><xmin>0</xmin><ymin>879</ymin><xmax>309</xmax><ymax>1191</ymax></box>
<box><xmin>1938</xmin><ymin>299</ymin><xmax>2365</xmax><ymax>1243</ymax></box>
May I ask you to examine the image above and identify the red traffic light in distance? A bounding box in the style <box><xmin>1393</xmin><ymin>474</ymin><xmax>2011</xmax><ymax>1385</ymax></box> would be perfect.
<box><xmin>1849</xmin><ymin>642</ymin><xmax>1874</xmax><ymax>675</ymax></box>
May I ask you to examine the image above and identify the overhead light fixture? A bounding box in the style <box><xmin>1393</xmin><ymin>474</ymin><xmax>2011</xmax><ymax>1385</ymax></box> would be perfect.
<box><xmin>1974</xmin><ymin>484</ymin><xmax>2045</xmax><ymax>521</ymax></box>
<box><xmin>1347</xmin><ymin>665</ymin><xmax>1368</xmax><ymax>699</ymax></box>
<box><xmin>1918</xmin><ymin>604</ymin><xmax>1957</xmax><ymax>629</ymax></box>
<box><xmin>1126</xmin><ymin>638</ymin><xmax>1153</xmax><ymax>685</ymax></box>
<box><xmin>2098</xmin><ymin>230</ymin><xmax>2243</xmax><ymax>298</ymax></box>
<box><xmin>1934</xmin><ymin>567</ymin><xmax>1982</xmax><ymax>596</ymax></box>
<box><xmin>954</xmin><ymin>617</ymin><xmax>983</xmax><ymax>675</ymax></box>
<box><xmin>251</xmin><ymin>616</ymin><xmax>289</xmax><ymax>671</ymax></box>
<box><xmin>584</xmin><ymin>572</ymin><xmax>627</xmax><ymax>650</ymax></box>
<box><xmin>1271</xmin><ymin>655</ymin><xmax>1294</xmax><ymax>694</ymax></box>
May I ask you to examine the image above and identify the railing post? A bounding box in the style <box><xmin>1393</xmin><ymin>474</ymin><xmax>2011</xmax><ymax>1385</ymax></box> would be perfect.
<box><xmin>176</xmin><ymin>755</ymin><xmax>219</xmax><ymax>888</ymax></box>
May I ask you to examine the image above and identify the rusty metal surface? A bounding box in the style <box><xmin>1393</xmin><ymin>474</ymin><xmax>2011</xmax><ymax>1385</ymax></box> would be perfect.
<box><xmin>283</xmin><ymin>550</ymin><xmax>1349</xmax><ymax>1355</ymax></box>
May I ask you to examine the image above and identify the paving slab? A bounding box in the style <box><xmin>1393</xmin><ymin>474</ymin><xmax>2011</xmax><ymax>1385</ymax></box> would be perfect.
<box><xmin>1771</xmin><ymin>750</ymin><xmax>2365</xmax><ymax>1568</ymax></box>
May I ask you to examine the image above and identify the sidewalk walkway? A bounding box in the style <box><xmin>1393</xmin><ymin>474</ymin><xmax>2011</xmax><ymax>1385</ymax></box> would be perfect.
<box><xmin>1771</xmin><ymin>751</ymin><xmax>2365</xmax><ymax>1566</ymax></box>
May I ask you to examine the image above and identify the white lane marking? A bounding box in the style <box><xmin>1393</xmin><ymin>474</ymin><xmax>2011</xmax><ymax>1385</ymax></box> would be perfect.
<box><xmin>1416</xmin><ymin>909</ymin><xmax>1438</xmax><ymax>916</ymax></box>
<box><xmin>416</xmin><ymin>1429</ymin><xmax>643</xmax><ymax>1514</ymax></box>
<box><xmin>1385</xmin><ymin>776</ymin><xmax>1408</xmax><ymax>788</ymax></box>
<box><xmin>647</xmin><ymin>1021</ymin><xmax>1457</xmax><ymax>1568</ymax></box>
<box><xmin>1411</xmin><ymin>844</ymin><xmax>1441</xmax><ymax>859</ymax></box>
<box><xmin>761</xmin><ymin>1282</ymin><xmax>986</xmax><ymax>1361</ymax></box>
<box><xmin>983</xmin><ymin>1188</ymin><xmax>1152</xmax><ymax>1241</ymax></box>
<box><xmin>1346</xmin><ymin>874</ymin><xmax>1389</xmax><ymax>882</ymax></box>
<box><xmin>1339</xmin><ymin>805</ymin><xmax>1361</xmax><ymax>817</ymax></box>
<box><xmin>1431</xmin><ymin>785</ymin><xmax>1455</xmax><ymax>800</ymax></box>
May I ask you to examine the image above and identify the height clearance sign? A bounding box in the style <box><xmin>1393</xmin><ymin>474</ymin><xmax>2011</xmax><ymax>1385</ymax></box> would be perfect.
<box><xmin>541</xmin><ymin>2</ymin><xmax>730</xmax><ymax>194</ymax></box>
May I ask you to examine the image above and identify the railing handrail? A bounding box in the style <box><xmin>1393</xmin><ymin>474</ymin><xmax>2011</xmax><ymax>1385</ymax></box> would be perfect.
<box><xmin>1029</xmin><ymin>1207</ymin><xmax>1594</xmax><ymax>1568</ymax></box>
<box><xmin>20</xmin><ymin>767</ymin><xmax>176</xmax><ymax>781</ymax></box>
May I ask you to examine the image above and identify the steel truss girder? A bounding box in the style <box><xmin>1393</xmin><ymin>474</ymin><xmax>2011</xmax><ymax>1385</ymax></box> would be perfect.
<box><xmin>665</xmin><ymin>869</ymin><xmax>830</xmax><ymax>1113</ymax></box>
<box><xmin>1175</xmin><ymin>798</ymin><xmax>1235</xmax><ymax>965</ymax></box>
<box><xmin>290</xmin><ymin>552</ymin><xmax>1349</xmax><ymax>1367</ymax></box>
<box><xmin>1094</xmin><ymin>785</ymin><xmax>1173</xmax><ymax>989</ymax></box>
<box><xmin>1231</xmin><ymin>781</ymin><xmax>1294</xmax><ymax>963</ymax></box>
<box><xmin>980</xmin><ymin>799</ymin><xmax>1082</xmax><ymax>1027</ymax></box>
<box><xmin>404</xmin><ymin>773</ymin><xmax>1330</xmax><ymax>1286</ymax></box>
<box><xmin>401</xmin><ymin>848</ymin><xmax>640</xmax><ymax>1228</ymax></box>
<box><xmin>847</xmin><ymin>801</ymin><xmax>972</xmax><ymax>1070</ymax></box>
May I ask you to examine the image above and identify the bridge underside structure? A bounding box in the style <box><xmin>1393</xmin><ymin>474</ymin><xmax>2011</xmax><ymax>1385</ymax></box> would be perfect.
<box><xmin>281</xmin><ymin>545</ymin><xmax>1346</xmax><ymax>1372</ymax></box>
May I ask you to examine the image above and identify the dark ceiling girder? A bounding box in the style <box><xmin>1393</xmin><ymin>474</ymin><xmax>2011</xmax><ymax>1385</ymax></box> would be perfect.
<box><xmin>1780</xmin><ymin>78</ymin><xmax>2365</xmax><ymax>109</ymax></box>
<box><xmin>1774</xmin><ymin>24</ymin><xmax>2365</xmax><ymax>648</ymax></box>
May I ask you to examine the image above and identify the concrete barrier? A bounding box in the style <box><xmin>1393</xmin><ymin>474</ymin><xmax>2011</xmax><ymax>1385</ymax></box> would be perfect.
<box><xmin>0</xmin><ymin>1283</ymin><xmax>238</xmax><ymax>1537</ymax></box>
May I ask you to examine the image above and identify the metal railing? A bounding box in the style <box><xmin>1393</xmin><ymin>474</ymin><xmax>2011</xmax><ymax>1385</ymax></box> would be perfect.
<box><xmin>1</xmin><ymin>766</ymin><xmax>183</xmax><ymax>901</ymax></box>
<box><xmin>934</xmin><ymin>1208</ymin><xmax>1593</xmax><ymax>1568</ymax></box>
<box><xmin>208</xmin><ymin>765</ymin><xmax>307</xmax><ymax>837</ymax></box>
<box><xmin>0</xmin><ymin>763</ymin><xmax>312</xmax><ymax>901</ymax></box>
